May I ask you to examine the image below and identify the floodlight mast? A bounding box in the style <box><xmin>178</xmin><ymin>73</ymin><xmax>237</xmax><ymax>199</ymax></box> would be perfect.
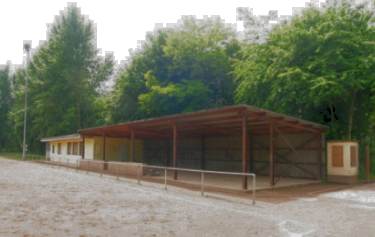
<box><xmin>22</xmin><ymin>41</ymin><xmax>31</xmax><ymax>161</ymax></box>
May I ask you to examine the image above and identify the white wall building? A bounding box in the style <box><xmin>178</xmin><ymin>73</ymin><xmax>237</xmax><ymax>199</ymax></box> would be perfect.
<box><xmin>41</xmin><ymin>134</ymin><xmax>83</xmax><ymax>165</ymax></box>
<box><xmin>40</xmin><ymin>133</ymin><xmax>143</xmax><ymax>164</ymax></box>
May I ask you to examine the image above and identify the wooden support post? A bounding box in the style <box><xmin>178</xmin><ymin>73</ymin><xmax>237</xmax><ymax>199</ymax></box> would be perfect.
<box><xmin>82</xmin><ymin>136</ymin><xmax>85</xmax><ymax>160</ymax></box>
<box><xmin>201</xmin><ymin>136</ymin><xmax>206</xmax><ymax>170</ymax></box>
<box><xmin>242</xmin><ymin>114</ymin><xmax>249</xmax><ymax>190</ymax></box>
<box><xmin>366</xmin><ymin>144</ymin><xmax>370</xmax><ymax>181</ymax></box>
<box><xmin>102</xmin><ymin>135</ymin><xmax>106</xmax><ymax>161</ymax></box>
<box><xmin>173</xmin><ymin>123</ymin><xmax>178</xmax><ymax>180</ymax></box>
<box><xmin>167</xmin><ymin>140</ymin><xmax>171</xmax><ymax>166</ymax></box>
<box><xmin>322</xmin><ymin>133</ymin><xmax>327</xmax><ymax>180</ymax></box>
<box><xmin>103</xmin><ymin>135</ymin><xmax>107</xmax><ymax>170</ymax></box>
<box><xmin>249</xmin><ymin>133</ymin><xmax>254</xmax><ymax>173</ymax></box>
<box><xmin>269</xmin><ymin>123</ymin><xmax>275</xmax><ymax>186</ymax></box>
<box><xmin>318</xmin><ymin>133</ymin><xmax>323</xmax><ymax>179</ymax></box>
<box><xmin>165</xmin><ymin>139</ymin><xmax>169</xmax><ymax>167</ymax></box>
<box><xmin>130</xmin><ymin>129</ymin><xmax>135</xmax><ymax>162</ymax></box>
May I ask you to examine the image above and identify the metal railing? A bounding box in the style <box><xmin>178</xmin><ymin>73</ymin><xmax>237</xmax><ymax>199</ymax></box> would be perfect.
<box><xmin>54</xmin><ymin>159</ymin><xmax>256</xmax><ymax>205</ymax></box>
<box><xmin>143</xmin><ymin>164</ymin><xmax>256</xmax><ymax>205</ymax></box>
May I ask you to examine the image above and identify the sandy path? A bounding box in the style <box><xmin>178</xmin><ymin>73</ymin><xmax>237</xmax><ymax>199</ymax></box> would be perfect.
<box><xmin>0</xmin><ymin>158</ymin><xmax>374</xmax><ymax>237</ymax></box>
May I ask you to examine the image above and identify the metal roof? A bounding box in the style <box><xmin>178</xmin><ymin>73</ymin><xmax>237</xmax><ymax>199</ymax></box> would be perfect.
<box><xmin>40</xmin><ymin>133</ymin><xmax>82</xmax><ymax>142</ymax></box>
<box><xmin>78</xmin><ymin>105</ymin><xmax>328</xmax><ymax>138</ymax></box>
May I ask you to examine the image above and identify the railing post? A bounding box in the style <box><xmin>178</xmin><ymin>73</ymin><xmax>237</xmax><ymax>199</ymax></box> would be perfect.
<box><xmin>137</xmin><ymin>164</ymin><xmax>141</xmax><ymax>185</ymax></box>
<box><xmin>164</xmin><ymin>167</ymin><xmax>167</xmax><ymax>190</ymax></box>
<box><xmin>200</xmin><ymin>172</ymin><xmax>205</xmax><ymax>196</ymax></box>
<box><xmin>252</xmin><ymin>175</ymin><xmax>256</xmax><ymax>205</ymax></box>
<box><xmin>366</xmin><ymin>144</ymin><xmax>370</xmax><ymax>181</ymax></box>
<box><xmin>100</xmin><ymin>161</ymin><xmax>104</xmax><ymax>177</ymax></box>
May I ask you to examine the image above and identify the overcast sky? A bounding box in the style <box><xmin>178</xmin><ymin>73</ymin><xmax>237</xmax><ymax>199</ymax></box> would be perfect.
<box><xmin>0</xmin><ymin>0</ymin><xmax>323</xmax><ymax>65</ymax></box>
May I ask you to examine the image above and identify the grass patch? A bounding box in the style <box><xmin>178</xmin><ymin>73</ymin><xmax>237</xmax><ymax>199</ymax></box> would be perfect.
<box><xmin>0</xmin><ymin>152</ymin><xmax>45</xmax><ymax>161</ymax></box>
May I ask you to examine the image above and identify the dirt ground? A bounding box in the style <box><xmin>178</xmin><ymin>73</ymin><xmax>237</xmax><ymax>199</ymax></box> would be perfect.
<box><xmin>1</xmin><ymin>158</ymin><xmax>375</xmax><ymax>237</ymax></box>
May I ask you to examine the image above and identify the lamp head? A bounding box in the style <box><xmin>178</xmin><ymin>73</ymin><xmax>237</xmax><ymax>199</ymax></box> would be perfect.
<box><xmin>23</xmin><ymin>40</ymin><xmax>32</xmax><ymax>53</ymax></box>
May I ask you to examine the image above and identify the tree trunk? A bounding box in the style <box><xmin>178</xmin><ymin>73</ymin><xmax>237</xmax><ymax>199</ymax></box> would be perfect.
<box><xmin>348</xmin><ymin>91</ymin><xmax>356</xmax><ymax>140</ymax></box>
<box><xmin>77</xmin><ymin>95</ymin><xmax>82</xmax><ymax>129</ymax></box>
<box><xmin>329</xmin><ymin>103</ymin><xmax>335</xmax><ymax>124</ymax></box>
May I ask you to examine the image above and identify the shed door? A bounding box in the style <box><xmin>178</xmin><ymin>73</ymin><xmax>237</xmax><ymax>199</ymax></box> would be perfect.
<box><xmin>332</xmin><ymin>145</ymin><xmax>344</xmax><ymax>167</ymax></box>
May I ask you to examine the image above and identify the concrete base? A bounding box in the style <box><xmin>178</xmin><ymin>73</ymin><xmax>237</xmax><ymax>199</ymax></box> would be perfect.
<box><xmin>79</xmin><ymin>160</ymin><xmax>143</xmax><ymax>177</ymax></box>
<box><xmin>79</xmin><ymin>160</ymin><xmax>105</xmax><ymax>172</ymax></box>
<box><xmin>147</xmin><ymin>171</ymin><xmax>320</xmax><ymax>191</ymax></box>
<box><xmin>107</xmin><ymin>162</ymin><xmax>141</xmax><ymax>177</ymax></box>
<box><xmin>51</xmin><ymin>159</ymin><xmax>321</xmax><ymax>191</ymax></box>
<box><xmin>328</xmin><ymin>175</ymin><xmax>358</xmax><ymax>184</ymax></box>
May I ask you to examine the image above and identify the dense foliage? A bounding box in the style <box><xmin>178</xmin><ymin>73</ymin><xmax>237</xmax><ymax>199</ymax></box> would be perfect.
<box><xmin>0</xmin><ymin>3</ymin><xmax>374</xmax><ymax>165</ymax></box>
<box><xmin>111</xmin><ymin>17</ymin><xmax>240</xmax><ymax>121</ymax></box>
<box><xmin>0</xmin><ymin>65</ymin><xmax>13</xmax><ymax>149</ymax></box>
<box><xmin>234</xmin><ymin>5</ymin><xmax>375</xmax><ymax>141</ymax></box>
<box><xmin>4</xmin><ymin>5</ymin><xmax>114</xmax><ymax>152</ymax></box>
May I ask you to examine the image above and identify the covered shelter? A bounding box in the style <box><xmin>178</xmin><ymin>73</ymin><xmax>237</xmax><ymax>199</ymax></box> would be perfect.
<box><xmin>79</xmin><ymin>105</ymin><xmax>327</xmax><ymax>189</ymax></box>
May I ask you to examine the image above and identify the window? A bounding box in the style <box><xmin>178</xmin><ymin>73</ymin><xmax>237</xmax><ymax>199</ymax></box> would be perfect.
<box><xmin>57</xmin><ymin>143</ymin><xmax>61</xmax><ymax>155</ymax></box>
<box><xmin>67</xmin><ymin>142</ymin><xmax>72</xmax><ymax>155</ymax></box>
<box><xmin>351</xmin><ymin>146</ymin><xmax>357</xmax><ymax>167</ymax></box>
<box><xmin>66</xmin><ymin>142</ymin><xmax>80</xmax><ymax>155</ymax></box>
<box><xmin>73</xmin><ymin>142</ymin><xmax>79</xmax><ymax>155</ymax></box>
<box><xmin>332</xmin><ymin>145</ymin><xmax>343</xmax><ymax>167</ymax></box>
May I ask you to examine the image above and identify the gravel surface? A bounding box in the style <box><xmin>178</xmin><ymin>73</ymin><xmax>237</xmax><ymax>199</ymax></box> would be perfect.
<box><xmin>0</xmin><ymin>157</ymin><xmax>374</xmax><ymax>237</ymax></box>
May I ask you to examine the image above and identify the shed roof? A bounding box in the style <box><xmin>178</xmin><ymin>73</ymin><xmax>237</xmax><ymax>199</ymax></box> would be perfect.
<box><xmin>40</xmin><ymin>133</ymin><xmax>82</xmax><ymax>142</ymax></box>
<box><xmin>79</xmin><ymin>105</ymin><xmax>327</xmax><ymax>139</ymax></box>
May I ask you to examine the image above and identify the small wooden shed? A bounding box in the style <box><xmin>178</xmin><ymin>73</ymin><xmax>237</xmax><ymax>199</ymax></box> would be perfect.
<box><xmin>327</xmin><ymin>141</ymin><xmax>359</xmax><ymax>184</ymax></box>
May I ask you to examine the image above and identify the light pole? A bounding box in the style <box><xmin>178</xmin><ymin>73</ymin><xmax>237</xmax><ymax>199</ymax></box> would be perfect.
<box><xmin>22</xmin><ymin>41</ymin><xmax>31</xmax><ymax>160</ymax></box>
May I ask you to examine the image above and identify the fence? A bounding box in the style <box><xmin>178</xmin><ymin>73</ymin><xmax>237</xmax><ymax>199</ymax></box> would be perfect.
<box><xmin>143</xmin><ymin>164</ymin><xmax>256</xmax><ymax>205</ymax></box>
<box><xmin>53</xmin><ymin>159</ymin><xmax>256</xmax><ymax>205</ymax></box>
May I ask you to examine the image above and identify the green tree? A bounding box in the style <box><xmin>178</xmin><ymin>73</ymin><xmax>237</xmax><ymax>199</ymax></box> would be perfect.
<box><xmin>11</xmin><ymin>4</ymin><xmax>113</xmax><ymax>153</ymax></box>
<box><xmin>234</xmin><ymin>5</ymin><xmax>375</xmax><ymax>140</ymax></box>
<box><xmin>111</xmin><ymin>16</ymin><xmax>240</xmax><ymax>121</ymax></box>
<box><xmin>0</xmin><ymin>64</ymin><xmax>13</xmax><ymax>150</ymax></box>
